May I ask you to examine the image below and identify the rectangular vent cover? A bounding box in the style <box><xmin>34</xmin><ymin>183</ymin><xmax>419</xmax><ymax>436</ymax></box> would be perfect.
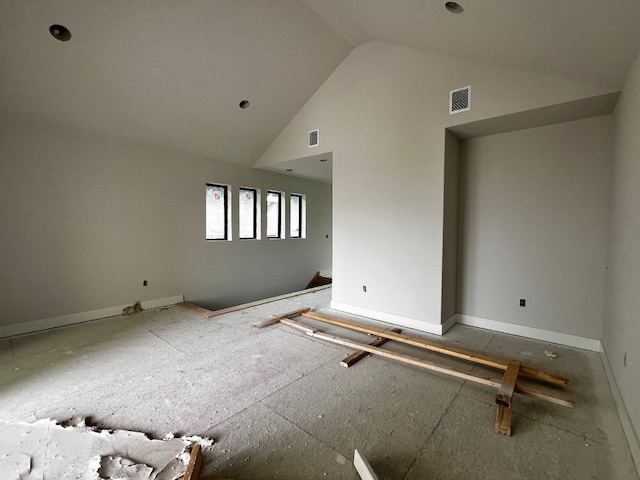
<box><xmin>308</xmin><ymin>129</ymin><xmax>319</xmax><ymax>147</ymax></box>
<box><xmin>450</xmin><ymin>86</ymin><xmax>470</xmax><ymax>114</ymax></box>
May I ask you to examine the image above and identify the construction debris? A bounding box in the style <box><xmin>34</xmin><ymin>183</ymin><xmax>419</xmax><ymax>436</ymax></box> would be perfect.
<box><xmin>254</xmin><ymin>308</ymin><xmax>574</xmax><ymax>437</ymax></box>
<box><xmin>123</xmin><ymin>301</ymin><xmax>143</xmax><ymax>315</ymax></box>
<box><xmin>0</xmin><ymin>419</ymin><xmax>210</xmax><ymax>480</ymax></box>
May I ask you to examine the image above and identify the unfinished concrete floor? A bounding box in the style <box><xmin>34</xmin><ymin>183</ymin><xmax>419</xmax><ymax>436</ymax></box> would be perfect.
<box><xmin>0</xmin><ymin>288</ymin><xmax>638</xmax><ymax>479</ymax></box>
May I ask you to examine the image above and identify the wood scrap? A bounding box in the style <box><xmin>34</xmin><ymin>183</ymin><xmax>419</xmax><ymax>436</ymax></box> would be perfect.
<box><xmin>340</xmin><ymin>328</ymin><xmax>401</xmax><ymax>368</ymax></box>
<box><xmin>181</xmin><ymin>444</ymin><xmax>202</xmax><ymax>480</ymax></box>
<box><xmin>177</xmin><ymin>302</ymin><xmax>216</xmax><ymax>319</ymax></box>
<box><xmin>250</xmin><ymin>307</ymin><xmax>311</xmax><ymax>328</ymax></box>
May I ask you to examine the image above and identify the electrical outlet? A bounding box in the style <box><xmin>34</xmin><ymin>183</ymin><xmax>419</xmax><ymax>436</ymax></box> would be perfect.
<box><xmin>519</xmin><ymin>299</ymin><xmax>526</xmax><ymax>307</ymax></box>
<box><xmin>143</xmin><ymin>280</ymin><xmax>148</xmax><ymax>286</ymax></box>
<box><xmin>363</xmin><ymin>285</ymin><xmax>367</xmax><ymax>293</ymax></box>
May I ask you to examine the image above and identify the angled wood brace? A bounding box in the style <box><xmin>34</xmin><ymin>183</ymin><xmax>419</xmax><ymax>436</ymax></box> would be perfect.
<box><xmin>495</xmin><ymin>360</ymin><xmax>521</xmax><ymax>436</ymax></box>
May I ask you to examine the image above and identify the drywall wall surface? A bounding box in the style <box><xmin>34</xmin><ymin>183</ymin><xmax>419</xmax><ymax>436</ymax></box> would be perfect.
<box><xmin>256</xmin><ymin>41</ymin><xmax>614</xmax><ymax>326</ymax></box>
<box><xmin>457</xmin><ymin>115</ymin><xmax>613</xmax><ymax>339</ymax></box>
<box><xmin>603</xmin><ymin>48</ymin><xmax>640</xmax><ymax>456</ymax></box>
<box><xmin>0</xmin><ymin>118</ymin><xmax>331</xmax><ymax>328</ymax></box>
<box><xmin>441</xmin><ymin>130</ymin><xmax>459</xmax><ymax>323</ymax></box>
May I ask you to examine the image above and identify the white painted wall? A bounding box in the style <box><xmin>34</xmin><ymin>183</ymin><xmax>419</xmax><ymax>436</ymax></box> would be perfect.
<box><xmin>441</xmin><ymin>130</ymin><xmax>459</xmax><ymax>323</ymax></box>
<box><xmin>0</xmin><ymin>118</ymin><xmax>331</xmax><ymax>329</ymax></box>
<box><xmin>603</xmin><ymin>48</ymin><xmax>640</xmax><ymax>459</ymax></box>
<box><xmin>257</xmin><ymin>41</ymin><xmax>614</xmax><ymax>329</ymax></box>
<box><xmin>457</xmin><ymin>116</ymin><xmax>613</xmax><ymax>340</ymax></box>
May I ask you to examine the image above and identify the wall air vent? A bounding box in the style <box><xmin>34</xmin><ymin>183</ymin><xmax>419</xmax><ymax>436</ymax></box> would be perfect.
<box><xmin>449</xmin><ymin>86</ymin><xmax>470</xmax><ymax>114</ymax></box>
<box><xmin>308</xmin><ymin>129</ymin><xmax>319</xmax><ymax>147</ymax></box>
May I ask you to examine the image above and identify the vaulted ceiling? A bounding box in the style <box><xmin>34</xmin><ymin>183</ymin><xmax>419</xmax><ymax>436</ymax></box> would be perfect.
<box><xmin>2</xmin><ymin>1</ymin><xmax>640</xmax><ymax>171</ymax></box>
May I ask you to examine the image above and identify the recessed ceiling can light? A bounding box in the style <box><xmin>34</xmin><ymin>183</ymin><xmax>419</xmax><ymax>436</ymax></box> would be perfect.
<box><xmin>49</xmin><ymin>24</ymin><xmax>71</xmax><ymax>41</ymax></box>
<box><xmin>445</xmin><ymin>2</ymin><xmax>464</xmax><ymax>14</ymax></box>
<box><xmin>239</xmin><ymin>100</ymin><xmax>250</xmax><ymax>109</ymax></box>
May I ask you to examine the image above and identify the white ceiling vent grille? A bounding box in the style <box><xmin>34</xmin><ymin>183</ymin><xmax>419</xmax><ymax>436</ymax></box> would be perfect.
<box><xmin>449</xmin><ymin>86</ymin><xmax>470</xmax><ymax>114</ymax></box>
<box><xmin>308</xmin><ymin>129</ymin><xmax>319</xmax><ymax>147</ymax></box>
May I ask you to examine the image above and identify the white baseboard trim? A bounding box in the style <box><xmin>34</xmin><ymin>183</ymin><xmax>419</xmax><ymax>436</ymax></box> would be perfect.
<box><xmin>601</xmin><ymin>347</ymin><xmax>640</xmax><ymax>474</ymax></box>
<box><xmin>0</xmin><ymin>295</ymin><xmax>185</xmax><ymax>339</ymax></box>
<box><xmin>456</xmin><ymin>314</ymin><xmax>602</xmax><ymax>352</ymax></box>
<box><xmin>330</xmin><ymin>301</ymin><xmax>448</xmax><ymax>335</ymax></box>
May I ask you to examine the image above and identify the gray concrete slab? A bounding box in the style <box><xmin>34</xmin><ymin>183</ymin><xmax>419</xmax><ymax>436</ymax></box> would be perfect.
<box><xmin>0</xmin><ymin>291</ymin><xmax>637</xmax><ymax>479</ymax></box>
<box><xmin>405</xmin><ymin>395</ymin><xmax>638</xmax><ymax>480</ymax></box>
<box><xmin>262</xmin><ymin>352</ymin><xmax>465</xmax><ymax>479</ymax></box>
<box><xmin>458</xmin><ymin>332</ymin><xmax>625</xmax><ymax>448</ymax></box>
<box><xmin>203</xmin><ymin>402</ymin><xmax>357</xmax><ymax>480</ymax></box>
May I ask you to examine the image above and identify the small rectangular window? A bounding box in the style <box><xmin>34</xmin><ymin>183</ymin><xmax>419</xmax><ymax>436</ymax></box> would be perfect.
<box><xmin>290</xmin><ymin>193</ymin><xmax>306</xmax><ymax>238</ymax></box>
<box><xmin>206</xmin><ymin>183</ymin><xmax>231</xmax><ymax>241</ymax></box>
<box><xmin>266</xmin><ymin>190</ymin><xmax>283</xmax><ymax>239</ymax></box>
<box><xmin>239</xmin><ymin>187</ymin><xmax>259</xmax><ymax>240</ymax></box>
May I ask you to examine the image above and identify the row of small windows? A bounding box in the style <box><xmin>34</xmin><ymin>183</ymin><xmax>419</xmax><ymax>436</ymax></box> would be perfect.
<box><xmin>206</xmin><ymin>183</ymin><xmax>306</xmax><ymax>241</ymax></box>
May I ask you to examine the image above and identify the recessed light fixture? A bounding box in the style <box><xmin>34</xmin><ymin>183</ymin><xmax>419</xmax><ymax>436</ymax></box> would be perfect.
<box><xmin>445</xmin><ymin>2</ymin><xmax>464</xmax><ymax>14</ymax></box>
<box><xmin>49</xmin><ymin>24</ymin><xmax>71</xmax><ymax>41</ymax></box>
<box><xmin>320</xmin><ymin>158</ymin><xmax>328</xmax><ymax>162</ymax></box>
<box><xmin>239</xmin><ymin>100</ymin><xmax>250</xmax><ymax>109</ymax></box>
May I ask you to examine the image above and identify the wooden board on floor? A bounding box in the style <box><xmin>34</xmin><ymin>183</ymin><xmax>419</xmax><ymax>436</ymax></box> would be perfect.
<box><xmin>182</xmin><ymin>444</ymin><xmax>203</xmax><ymax>480</ymax></box>
<box><xmin>302</xmin><ymin>311</ymin><xmax>568</xmax><ymax>387</ymax></box>
<box><xmin>177</xmin><ymin>302</ymin><xmax>216</xmax><ymax>319</ymax></box>
<box><xmin>280</xmin><ymin>318</ymin><xmax>574</xmax><ymax>408</ymax></box>
<box><xmin>205</xmin><ymin>285</ymin><xmax>331</xmax><ymax>318</ymax></box>
<box><xmin>250</xmin><ymin>307</ymin><xmax>311</xmax><ymax>328</ymax></box>
<box><xmin>341</xmin><ymin>328</ymin><xmax>401</xmax><ymax>368</ymax></box>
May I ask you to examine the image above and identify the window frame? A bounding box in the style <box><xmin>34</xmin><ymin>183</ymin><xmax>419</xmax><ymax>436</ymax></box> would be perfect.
<box><xmin>266</xmin><ymin>190</ymin><xmax>284</xmax><ymax>239</ymax></box>
<box><xmin>290</xmin><ymin>193</ymin><xmax>304</xmax><ymax>239</ymax></box>
<box><xmin>238</xmin><ymin>187</ymin><xmax>259</xmax><ymax>240</ymax></box>
<box><xmin>205</xmin><ymin>183</ymin><xmax>231</xmax><ymax>241</ymax></box>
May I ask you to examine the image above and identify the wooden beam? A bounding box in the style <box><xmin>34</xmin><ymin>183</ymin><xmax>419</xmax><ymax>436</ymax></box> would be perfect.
<box><xmin>182</xmin><ymin>444</ymin><xmax>202</xmax><ymax>480</ymax></box>
<box><xmin>205</xmin><ymin>285</ymin><xmax>330</xmax><ymax>318</ymax></box>
<box><xmin>340</xmin><ymin>328</ymin><xmax>401</xmax><ymax>368</ymax></box>
<box><xmin>250</xmin><ymin>307</ymin><xmax>311</xmax><ymax>328</ymax></box>
<box><xmin>177</xmin><ymin>302</ymin><xmax>217</xmax><ymax>319</ymax></box>
<box><xmin>495</xmin><ymin>404</ymin><xmax>513</xmax><ymax>437</ymax></box>
<box><xmin>302</xmin><ymin>311</ymin><xmax>568</xmax><ymax>387</ymax></box>
<box><xmin>282</xmin><ymin>318</ymin><xmax>574</xmax><ymax>408</ymax></box>
<box><xmin>496</xmin><ymin>360</ymin><xmax>521</xmax><ymax>408</ymax></box>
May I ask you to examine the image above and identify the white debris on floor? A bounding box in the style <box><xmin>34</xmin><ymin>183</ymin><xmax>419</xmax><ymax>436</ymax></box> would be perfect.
<box><xmin>0</xmin><ymin>418</ymin><xmax>208</xmax><ymax>480</ymax></box>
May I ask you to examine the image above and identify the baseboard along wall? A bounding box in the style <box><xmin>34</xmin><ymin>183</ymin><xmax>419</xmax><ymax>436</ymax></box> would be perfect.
<box><xmin>0</xmin><ymin>295</ymin><xmax>184</xmax><ymax>339</ymax></box>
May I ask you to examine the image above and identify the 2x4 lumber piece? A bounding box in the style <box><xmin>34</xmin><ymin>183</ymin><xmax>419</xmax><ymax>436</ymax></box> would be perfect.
<box><xmin>302</xmin><ymin>312</ymin><xmax>568</xmax><ymax>387</ymax></box>
<box><xmin>250</xmin><ymin>307</ymin><xmax>311</xmax><ymax>328</ymax></box>
<box><xmin>496</xmin><ymin>360</ymin><xmax>521</xmax><ymax>408</ymax></box>
<box><xmin>182</xmin><ymin>444</ymin><xmax>203</xmax><ymax>480</ymax></box>
<box><xmin>177</xmin><ymin>302</ymin><xmax>217</xmax><ymax>319</ymax></box>
<box><xmin>340</xmin><ymin>328</ymin><xmax>401</xmax><ymax>368</ymax></box>
<box><xmin>495</xmin><ymin>404</ymin><xmax>513</xmax><ymax>437</ymax></box>
<box><xmin>281</xmin><ymin>318</ymin><xmax>574</xmax><ymax>408</ymax></box>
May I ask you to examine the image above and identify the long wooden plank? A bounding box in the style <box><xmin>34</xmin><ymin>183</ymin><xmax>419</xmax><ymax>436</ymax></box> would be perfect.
<box><xmin>206</xmin><ymin>285</ymin><xmax>330</xmax><ymax>318</ymax></box>
<box><xmin>280</xmin><ymin>318</ymin><xmax>574</xmax><ymax>408</ymax></box>
<box><xmin>302</xmin><ymin>311</ymin><xmax>568</xmax><ymax>387</ymax></box>
<box><xmin>341</xmin><ymin>328</ymin><xmax>401</xmax><ymax>368</ymax></box>
<box><xmin>177</xmin><ymin>302</ymin><xmax>217</xmax><ymax>319</ymax></box>
<box><xmin>496</xmin><ymin>360</ymin><xmax>521</xmax><ymax>408</ymax></box>
<box><xmin>250</xmin><ymin>307</ymin><xmax>311</xmax><ymax>328</ymax></box>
